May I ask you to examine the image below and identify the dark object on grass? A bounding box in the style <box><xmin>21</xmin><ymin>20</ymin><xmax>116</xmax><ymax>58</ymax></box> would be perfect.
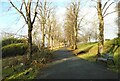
<box><xmin>24</xmin><ymin>71</ymin><xmax>29</xmax><ymax>75</ymax></box>
<box><xmin>75</xmin><ymin>46</ymin><xmax>93</xmax><ymax>55</ymax></box>
<box><xmin>78</xmin><ymin>51</ymin><xmax>86</xmax><ymax>54</ymax></box>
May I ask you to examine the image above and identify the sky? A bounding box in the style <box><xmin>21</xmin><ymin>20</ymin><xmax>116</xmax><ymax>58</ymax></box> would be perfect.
<box><xmin>0</xmin><ymin>0</ymin><xmax>119</xmax><ymax>40</ymax></box>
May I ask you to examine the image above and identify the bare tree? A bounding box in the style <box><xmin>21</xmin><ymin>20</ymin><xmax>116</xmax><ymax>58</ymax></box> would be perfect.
<box><xmin>96</xmin><ymin>0</ymin><xmax>116</xmax><ymax>56</ymax></box>
<box><xmin>46</xmin><ymin>11</ymin><xmax>56</xmax><ymax>49</ymax></box>
<box><xmin>9</xmin><ymin>0</ymin><xmax>39</xmax><ymax>60</ymax></box>
<box><xmin>51</xmin><ymin>15</ymin><xmax>58</xmax><ymax>48</ymax></box>
<box><xmin>46</xmin><ymin>13</ymin><xmax>56</xmax><ymax>49</ymax></box>
<box><xmin>97</xmin><ymin>0</ymin><xmax>104</xmax><ymax>55</ymax></box>
<box><xmin>64</xmin><ymin>0</ymin><xmax>80</xmax><ymax>50</ymax></box>
<box><xmin>47</xmin><ymin>14</ymin><xmax>52</xmax><ymax>48</ymax></box>
<box><xmin>64</xmin><ymin>6</ymin><xmax>74</xmax><ymax>48</ymax></box>
<box><xmin>37</xmin><ymin>0</ymin><xmax>54</xmax><ymax>48</ymax></box>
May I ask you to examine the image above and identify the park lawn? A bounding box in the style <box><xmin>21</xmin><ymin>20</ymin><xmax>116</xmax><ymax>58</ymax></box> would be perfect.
<box><xmin>76</xmin><ymin>42</ymin><xmax>98</xmax><ymax>62</ymax></box>
<box><xmin>69</xmin><ymin>42</ymin><xmax>98</xmax><ymax>62</ymax></box>
<box><xmin>72</xmin><ymin>39</ymin><xmax>120</xmax><ymax>73</ymax></box>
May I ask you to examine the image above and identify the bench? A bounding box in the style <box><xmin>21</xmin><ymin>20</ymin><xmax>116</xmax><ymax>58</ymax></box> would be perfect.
<box><xmin>96</xmin><ymin>53</ymin><xmax>115</xmax><ymax>65</ymax></box>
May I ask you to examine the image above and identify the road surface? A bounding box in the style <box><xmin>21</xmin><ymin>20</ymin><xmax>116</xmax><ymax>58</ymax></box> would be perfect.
<box><xmin>37</xmin><ymin>48</ymin><xmax>118</xmax><ymax>79</ymax></box>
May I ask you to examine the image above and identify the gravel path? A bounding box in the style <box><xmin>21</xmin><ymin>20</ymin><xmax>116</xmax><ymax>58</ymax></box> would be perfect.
<box><xmin>37</xmin><ymin>48</ymin><xmax>118</xmax><ymax>79</ymax></box>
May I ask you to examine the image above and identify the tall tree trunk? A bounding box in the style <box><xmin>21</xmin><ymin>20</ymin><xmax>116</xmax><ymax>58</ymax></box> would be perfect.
<box><xmin>71</xmin><ymin>34</ymin><xmax>74</xmax><ymax>49</ymax></box>
<box><xmin>42</xmin><ymin>24</ymin><xmax>45</xmax><ymax>48</ymax></box>
<box><xmin>89</xmin><ymin>36</ymin><xmax>91</xmax><ymax>42</ymax></box>
<box><xmin>27</xmin><ymin>10</ymin><xmax>32</xmax><ymax>61</ymax></box>
<box><xmin>74</xmin><ymin>27</ymin><xmax>77</xmax><ymax>49</ymax></box>
<box><xmin>48</xmin><ymin>25</ymin><xmax>51</xmax><ymax>48</ymax></box>
<box><xmin>27</xmin><ymin>25</ymin><xmax>32</xmax><ymax>60</ymax></box>
<box><xmin>97</xmin><ymin>0</ymin><xmax>104</xmax><ymax>56</ymax></box>
<box><xmin>51</xmin><ymin>36</ymin><xmax>53</xmax><ymax>50</ymax></box>
<box><xmin>59</xmin><ymin>40</ymin><xmax>60</xmax><ymax>48</ymax></box>
<box><xmin>48</xmin><ymin>34</ymin><xmax>50</xmax><ymax>48</ymax></box>
<box><xmin>74</xmin><ymin>17</ymin><xmax>77</xmax><ymax>49</ymax></box>
<box><xmin>97</xmin><ymin>42</ymin><xmax>100</xmax><ymax>56</ymax></box>
<box><xmin>73</xmin><ymin>2</ymin><xmax>79</xmax><ymax>50</ymax></box>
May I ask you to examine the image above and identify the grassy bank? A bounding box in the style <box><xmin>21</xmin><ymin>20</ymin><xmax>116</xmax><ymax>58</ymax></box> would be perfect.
<box><xmin>2</xmin><ymin>49</ymin><xmax>54</xmax><ymax>80</ymax></box>
<box><xmin>70</xmin><ymin>38</ymin><xmax>120</xmax><ymax>73</ymax></box>
<box><xmin>1</xmin><ymin>37</ymin><xmax>54</xmax><ymax>80</ymax></box>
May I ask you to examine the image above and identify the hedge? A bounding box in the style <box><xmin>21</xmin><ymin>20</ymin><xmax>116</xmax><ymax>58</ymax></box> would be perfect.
<box><xmin>2</xmin><ymin>43</ymin><xmax>28</xmax><ymax>58</ymax></box>
<box><xmin>2</xmin><ymin>37</ymin><xmax>27</xmax><ymax>47</ymax></box>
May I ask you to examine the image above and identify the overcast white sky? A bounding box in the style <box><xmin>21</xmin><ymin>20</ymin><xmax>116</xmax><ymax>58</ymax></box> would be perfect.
<box><xmin>0</xmin><ymin>0</ymin><xmax>119</xmax><ymax>39</ymax></box>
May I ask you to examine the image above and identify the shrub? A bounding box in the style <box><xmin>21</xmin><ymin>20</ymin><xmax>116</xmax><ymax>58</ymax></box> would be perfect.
<box><xmin>2</xmin><ymin>43</ymin><xmax>28</xmax><ymax>58</ymax></box>
<box><xmin>2</xmin><ymin>37</ymin><xmax>27</xmax><ymax>47</ymax></box>
<box><xmin>31</xmin><ymin>48</ymin><xmax>53</xmax><ymax>64</ymax></box>
<box><xmin>32</xmin><ymin>45</ymin><xmax>39</xmax><ymax>53</ymax></box>
<box><xmin>113</xmin><ymin>37</ymin><xmax>120</xmax><ymax>45</ymax></box>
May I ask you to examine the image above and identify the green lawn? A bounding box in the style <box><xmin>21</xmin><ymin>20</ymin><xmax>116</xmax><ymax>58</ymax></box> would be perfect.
<box><xmin>72</xmin><ymin>38</ymin><xmax>120</xmax><ymax>73</ymax></box>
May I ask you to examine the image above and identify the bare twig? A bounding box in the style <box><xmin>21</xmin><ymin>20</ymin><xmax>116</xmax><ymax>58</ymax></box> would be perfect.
<box><xmin>103</xmin><ymin>2</ymin><xmax>115</xmax><ymax>16</ymax></box>
<box><xmin>14</xmin><ymin>15</ymin><xmax>22</xmax><ymax>24</ymax></box>
<box><xmin>32</xmin><ymin>0</ymin><xmax>39</xmax><ymax>25</ymax></box>
<box><xmin>16</xmin><ymin>24</ymin><xmax>26</xmax><ymax>34</ymax></box>
<box><xmin>104</xmin><ymin>10</ymin><xmax>119</xmax><ymax>17</ymax></box>
<box><xmin>77</xmin><ymin>14</ymin><xmax>87</xmax><ymax>29</ymax></box>
<box><xmin>7</xmin><ymin>6</ymin><xmax>12</xmax><ymax>11</ymax></box>
<box><xmin>102</xmin><ymin>0</ymin><xmax>111</xmax><ymax>11</ymax></box>
<box><xmin>20</xmin><ymin>2</ymin><xmax>23</xmax><ymax>11</ymax></box>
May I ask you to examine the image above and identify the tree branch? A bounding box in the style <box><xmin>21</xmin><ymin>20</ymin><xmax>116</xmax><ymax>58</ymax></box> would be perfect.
<box><xmin>22</xmin><ymin>0</ymin><xmax>27</xmax><ymax>11</ymax></box>
<box><xmin>27</xmin><ymin>0</ymin><xmax>32</xmax><ymax>15</ymax></box>
<box><xmin>103</xmin><ymin>2</ymin><xmax>114</xmax><ymax>16</ymax></box>
<box><xmin>16</xmin><ymin>23</ymin><xmax>26</xmax><ymax>34</ymax></box>
<box><xmin>7</xmin><ymin>6</ymin><xmax>12</xmax><ymax>11</ymax></box>
<box><xmin>103</xmin><ymin>10</ymin><xmax>119</xmax><ymax>17</ymax></box>
<box><xmin>9</xmin><ymin>0</ymin><xmax>27</xmax><ymax>23</ymax></box>
<box><xmin>22</xmin><ymin>0</ymin><xmax>29</xmax><ymax>20</ymax></box>
<box><xmin>102</xmin><ymin>0</ymin><xmax>110</xmax><ymax>11</ymax></box>
<box><xmin>77</xmin><ymin>14</ymin><xmax>86</xmax><ymax>29</ymax></box>
<box><xmin>94</xmin><ymin>5</ymin><xmax>99</xmax><ymax>12</ymax></box>
<box><xmin>32</xmin><ymin>0</ymin><xmax>39</xmax><ymax>25</ymax></box>
<box><xmin>20</xmin><ymin>3</ymin><xmax>23</xmax><ymax>11</ymax></box>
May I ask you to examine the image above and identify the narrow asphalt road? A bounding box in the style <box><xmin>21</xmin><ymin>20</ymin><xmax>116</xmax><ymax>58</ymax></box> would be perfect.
<box><xmin>37</xmin><ymin>48</ymin><xmax>118</xmax><ymax>79</ymax></box>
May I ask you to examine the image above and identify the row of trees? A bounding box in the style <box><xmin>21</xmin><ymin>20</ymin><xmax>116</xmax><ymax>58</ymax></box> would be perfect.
<box><xmin>64</xmin><ymin>0</ymin><xmax>119</xmax><ymax>55</ymax></box>
<box><xmin>33</xmin><ymin>1</ymin><xmax>63</xmax><ymax>49</ymax></box>
<box><xmin>8</xmin><ymin>0</ymin><xmax>120</xmax><ymax>61</ymax></box>
<box><xmin>8</xmin><ymin>0</ymin><xmax>63</xmax><ymax>61</ymax></box>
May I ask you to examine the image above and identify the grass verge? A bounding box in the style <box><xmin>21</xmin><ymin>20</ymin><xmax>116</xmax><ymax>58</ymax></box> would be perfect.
<box><xmin>2</xmin><ymin>49</ymin><xmax>54</xmax><ymax>80</ymax></box>
<box><xmin>69</xmin><ymin>39</ymin><xmax>120</xmax><ymax>73</ymax></box>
